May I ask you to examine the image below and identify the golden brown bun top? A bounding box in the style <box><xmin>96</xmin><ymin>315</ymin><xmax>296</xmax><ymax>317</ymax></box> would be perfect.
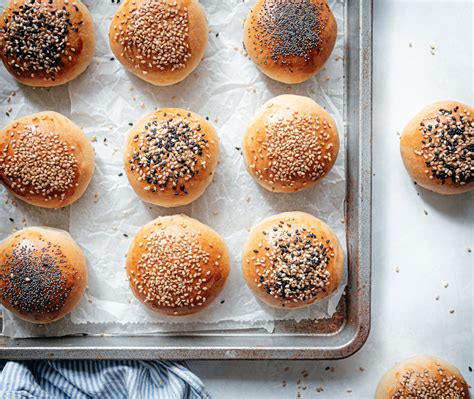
<box><xmin>400</xmin><ymin>100</ymin><xmax>473</xmax><ymax>195</ymax></box>
<box><xmin>243</xmin><ymin>94</ymin><xmax>339</xmax><ymax>193</ymax></box>
<box><xmin>375</xmin><ymin>355</ymin><xmax>471</xmax><ymax>399</ymax></box>
<box><xmin>0</xmin><ymin>111</ymin><xmax>95</xmax><ymax>209</ymax></box>
<box><xmin>124</xmin><ymin>108</ymin><xmax>219</xmax><ymax>207</ymax></box>
<box><xmin>243</xmin><ymin>0</ymin><xmax>337</xmax><ymax>84</ymax></box>
<box><xmin>109</xmin><ymin>0</ymin><xmax>208</xmax><ymax>86</ymax></box>
<box><xmin>0</xmin><ymin>0</ymin><xmax>95</xmax><ymax>87</ymax></box>
<box><xmin>126</xmin><ymin>214</ymin><xmax>230</xmax><ymax>316</ymax></box>
<box><xmin>242</xmin><ymin>211</ymin><xmax>344</xmax><ymax>309</ymax></box>
<box><xmin>0</xmin><ymin>226</ymin><xmax>88</xmax><ymax>324</ymax></box>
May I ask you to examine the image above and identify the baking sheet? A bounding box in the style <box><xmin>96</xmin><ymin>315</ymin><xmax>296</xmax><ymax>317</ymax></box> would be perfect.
<box><xmin>0</xmin><ymin>0</ymin><xmax>346</xmax><ymax>338</ymax></box>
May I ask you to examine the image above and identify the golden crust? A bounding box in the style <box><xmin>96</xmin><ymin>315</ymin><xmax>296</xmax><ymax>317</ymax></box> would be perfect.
<box><xmin>375</xmin><ymin>355</ymin><xmax>471</xmax><ymax>399</ymax></box>
<box><xmin>126</xmin><ymin>214</ymin><xmax>230</xmax><ymax>316</ymax></box>
<box><xmin>0</xmin><ymin>227</ymin><xmax>88</xmax><ymax>324</ymax></box>
<box><xmin>243</xmin><ymin>0</ymin><xmax>336</xmax><ymax>84</ymax></box>
<box><xmin>242</xmin><ymin>211</ymin><xmax>344</xmax><ymax>309</ymax></box>
<box><xmin>109</xmin><ymin>0</ymin><xmax>208</xmax><ymax>86</ymax></box>
<box><xmin>0</xmin><ymin>0</ymin><xmax>95</xmax><ymax>87</ymax></box>
<box><xmin>243</xmin><ymin>95</ymin><xmax>339</xmax><ymax>193</ymax></box>
<box><xmin>123</xmin><ymin>108</ymin><xmax>219</xmax><ymax>207</ymax></box>
<box><xmin>0</xmin><ymin>111</ymin><xmax>95</xmax><ymax>208</ymax></box>
<box><xmin>400</xmin><ymin>100</ymin><xmax>473</xmax><ymax>195</ymax></box>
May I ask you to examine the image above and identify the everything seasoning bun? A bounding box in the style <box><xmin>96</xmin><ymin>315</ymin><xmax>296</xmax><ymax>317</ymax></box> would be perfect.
<box><xmin>0</xmin><ymin>227</ymin><xmax>88</xmax><ymax>324</ymax></box>
<box><xmin>243</xmin><ymin>0</ymin><xmax>337</xmax><ymax>84</ymax></box>
<box><xmin>0</xmin><ymin>111</ymin><xmax>95</xmax><ymax>209</ymax></box>
<box><xmin>126</xmin><ymin>214</ymin><xmax>230</xmax><ymax>316</ymax></box>
<box><xmin>109</xmin><ymin>0</ymin><xmax>208</xmax><ymax>86</ymax></box>
<box><xmin>400</xmin><ymin>100</ymin><xmax>473</xmax><ymax>195</ymax></box>
<box><xmin>243</xmin><ymin>95</ymin><xmax>339</xmax><ymax>193</ymax></box>
<box><xmin>0</xmin><ymin>0</ymin><xmax>95</xmax><ymax>87</ymax></box>
<box><xmin>242</xmin><ymin>211</ymin><xmax>344</xmax><ymax>309</ymax></box>
<box><xmin>375</xmin><ymin>355</ymin><xmax>471</xmax><ymax>399</ymax></box>
<box><xmin>124</xmin><ymin>108</ymin><xmax>219</xmax><ymax>207</ymax></box>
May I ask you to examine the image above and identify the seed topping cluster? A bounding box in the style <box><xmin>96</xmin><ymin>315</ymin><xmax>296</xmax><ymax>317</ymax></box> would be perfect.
<box><xmin>249</xmin><ymin>111</ymin><xmax>334</xmax><ymax>188</ymax></box>
<box><xmin>415</xmin><ymin>106</ymin><xmax>473</xmax><ymax>185</ymax></box>
<box><xmin>113</xmin><ymin>0</ymin><xmax>191</xmax><ymax>73</ymax></box>
<box><xmin>248</xmin><ymin>219</ymin><xmax>333</xmax><ymax>303</ymax></box>
<box><xmin>251</xmin><ymin>0</ymin><xmax>323</xmax><ymax>63</ymax></box>
<box><xmin>128</xmin><ymin>111</ymin><xmax>211</xmax><ymax>195</ymax></box>
<box><xmin>131</xmin><ymin>224</ymin><xmax>215</xmax><ymax>312</ymax></box>
<box><xmin>392</xmin><ymin>367</ymin><xmax>467</xmax><ymax>398</ymax></box>
<box><xmin>0</xmin><ymin>240</ymin><xmax>72</xmax><ymax>316</ymax></box>
<box><xmin>0</xmin><ymin>0</ymin><xmax>83</xmax><ymax>81</ymax></box>
<box><xmin>0</xmin><ymin>120</ymin><xmax>78</xmax><ymax>202</ymax></box>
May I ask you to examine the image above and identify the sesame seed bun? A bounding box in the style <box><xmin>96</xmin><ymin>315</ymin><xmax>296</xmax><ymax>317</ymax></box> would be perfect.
<box><xmin>400</xmin><ymin>100</ymin><xmax>473</xmax><ymax>195</ymax></box>
<box><xmin>0</xmin><ymin>111</ymin><xmax>95</xmax><ymax>209</ymax></box>
<box><xmin>126</xmin><ymin>214</ymin><xmax>230</xmax><ymax>316</ymax></box>
<box><xmin>0</xmin><ymin>226</ymin><xmax>88</xmax><ymax>324</ymax></box>
<box><xmin>123</xmin><ymin>108</ymin><xmax>219</xmax><ymax>207</ymax></box>
<box><xmin>109</xmin><ymin>0</ymin><xmax>208</xmax><ymax>86</ymax></box>
<box><xmin>242</xmin><ymin>95</ymin><xmax>339</xmax><ymax>193</ymax></box>
<box><xmin>242</xmin><ymin>211</ymin><xmax>344</xmax><ymax>309</ymax></box>
<box><xmin>0</xmin><ymin>0</ymin><xmax>95</xmax><ymax>87</ymax></box>
<box><xmin>375</xmin><ymin>355</ymin><xmax>471</xmax><ymax>399</ymax></box>
<box><xmin>243</xmin><ymin>0</ymin><xmax>337</xmax><ymax>84</ymax></box>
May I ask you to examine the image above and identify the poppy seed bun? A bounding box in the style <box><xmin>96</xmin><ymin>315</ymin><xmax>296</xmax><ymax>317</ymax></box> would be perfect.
<box><xmin>242</xmin><ymin>212</ymin><xmax>344</xmax><ymax>309</ymax></box>
<box><xmin>243</xmin><ymin>0</ymin><xmax>337</xmax><ymax>84</ymax></box>
<box><xmin>109</xmin><ymin>0</ymin><xmax>208</xmax><ymax>86</ymax></box>
<box><xmin>0</xmin><ymin>111</ymin><xmax>95</xmax><ymax>209</ymax></box>
<box><xmin>0</xmin><ymin>227</ymin><xmax>88</xmax><ymax>324</ymax></box>
<box><xmin>124</xmin><ymin>108</ymin><xmax>219</xmax><ymax>207</ymax></box>
<box><xmin>375</xmin><ymin>355</ymin><xmax>471</xmax><ymax>399</ymax></box>
<box><xmin>400</xmin><ymin>100</ymin><xmax>473</xmax><ymax>195</ymax></box>
<box><xmin>0</xmin><ymin>0</ymin><xmax>95</xmax><ymax>87</ymax></box>
<box><xmin>243</xmin><ymin>95</ymin><xmax>339</xmax><ymax>193</ymax></box>
<box><xmin>126</xmin><ymin>214</ymin><xmax>230</xmax><ymax>316</ymax></box>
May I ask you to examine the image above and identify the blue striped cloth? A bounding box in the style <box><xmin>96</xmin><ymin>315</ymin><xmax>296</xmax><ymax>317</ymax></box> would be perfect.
<box><xmin>0</xmin><ymin>360</ymin><xmax>210</xmax><ymax>399</ymax></box>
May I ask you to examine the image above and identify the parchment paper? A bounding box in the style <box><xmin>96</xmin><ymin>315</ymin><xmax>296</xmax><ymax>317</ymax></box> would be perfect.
<box><xmin>0</xmin><ymin>0</ymin><xmax>346</xmax><ymax>338</ymax></box>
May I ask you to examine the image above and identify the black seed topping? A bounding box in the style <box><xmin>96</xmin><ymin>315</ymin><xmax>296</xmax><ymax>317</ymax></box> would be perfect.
<box><xmin>251</xmin><ymin>0</ymin><xmax>324</xmax><ymax>63</ymax></box>
<box><xmin>0</xmin><ymin>0</ymin><xmax>83</xmax><ymax>81</ymax></box>
<box><xmin>128</xmin><ymin>111</ymin><xmax>211</xmax><ymax>196</ymax></box>
<box><xmin>0</xmin><ymin>240</ymin><xmax>73</xmax><ymax>316</ymax></box>
<box><xmin>415</xmin><ymin>106</ymin><xmax>473</xmax><ymax>185</ymax></box>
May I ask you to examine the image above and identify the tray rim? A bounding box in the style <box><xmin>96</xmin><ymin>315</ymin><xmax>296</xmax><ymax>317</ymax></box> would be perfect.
<box><xmin>0</xmin><ymin>0</ymin><xmax>373</xmax><ymax>360</ymax></box>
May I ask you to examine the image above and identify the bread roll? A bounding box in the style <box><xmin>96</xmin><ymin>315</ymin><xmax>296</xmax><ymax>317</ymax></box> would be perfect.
<box><xmin>0</xmin><ymin>227</ymin><xmax>88</xmax><ymax>324</ymax></box>
<box><xmin>126</xmin><ymin>214</ymin><xmax>230</xmax><ymax>316</ymax></box>
<box><xmin>109</xmin><ymin>0</ymin><xmax>208</xmax><ymax>86</ymax></box>
<box><xmin>0</xmin><ymin>0</ymin><xmax>95</xmax><ymax>87</ymax></box>
<box><xmin>243</xmin><ymin>0</ymin><xmax>337</xmax><ymax>84</ymax></box>
<box><xmin>124</xmin><ymin>108</ymin><xmax>219</xmax><ymax>207</ymax></box>
<box><xmin>243</xmin><ymin>95</ymin><xmax>339</xmax><ymax>193</ymax></box>
<box><xmin>0</xmin><ymin>111</ymin><xmax>95</xmax><ymax>208</ymax></box>
<box><xmin>242</xmin><ymin>211</ymin><xmax>344</xmax><ymax>309</ymax></box>
<box><xmin>400</xmin><ymin>100</ymin><xmax>473</xmax><ymax>195</ymax></box>
<box><xmin>375</xmin><ymin>355</ymin><xmax>471</xmax><ymax>399</ymax></box>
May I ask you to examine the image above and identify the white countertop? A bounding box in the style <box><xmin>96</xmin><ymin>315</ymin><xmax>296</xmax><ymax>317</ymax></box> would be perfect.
<box><xmin>188</xmin><ymin>1</ymin><xmax>474</xmax><ymax>397</ymax></box>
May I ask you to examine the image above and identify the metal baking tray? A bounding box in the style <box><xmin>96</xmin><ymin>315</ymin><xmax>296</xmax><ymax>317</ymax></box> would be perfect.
<box><xmin>0</xmin><ymin>0</ymin><xmax>372</xmax><ymax>360</ymax></box>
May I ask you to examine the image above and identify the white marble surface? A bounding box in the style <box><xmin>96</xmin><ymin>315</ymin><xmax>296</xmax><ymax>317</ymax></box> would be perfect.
<box><xmin>188</xmin><ymin>1</ymin><xmax>474</xmax><ymax>397</ymax></box>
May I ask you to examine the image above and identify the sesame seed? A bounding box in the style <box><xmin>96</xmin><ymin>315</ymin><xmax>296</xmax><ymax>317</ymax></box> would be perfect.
<box><xmin>392</xmin><ymin>367</ymin><xmax>467</xmax><ymax>398</ymax></box>
<box><xmin>113</xmin><ymin>0</ymin><xmax>192</xmax><ymax>72</ymax></box>
<box><xmin>132</xmin><ymin>226</ymin><xmax>215</xmax><ymax>309</ymax></box>
<box><xmin>251</xmin><ymin>111</ymin><xmax>335</xmax><ymax>188</ymax></box>
<box><xmin>0</xmin><ymin>121</ymin><xmax>78</xmax><ymax>202</ymax></box>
